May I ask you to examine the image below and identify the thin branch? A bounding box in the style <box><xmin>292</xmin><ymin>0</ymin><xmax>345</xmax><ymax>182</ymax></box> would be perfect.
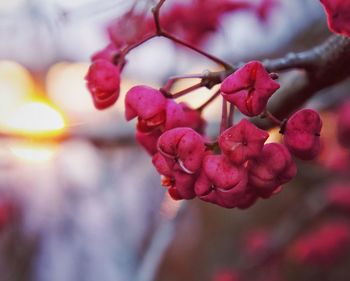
<box><xmin>119</xmin><ymin>33</ymin><xmax>157</xmax><ymax>62</ymax></box>
<box><xmin>162</xmin><ymin>74</ymin><xmax>204</xmax><ymax>92</ymax></box>
<box><xmin>152</xmin><ymin>0</ymin><xmax>166</xmax><ymax>34</ymax></box>
<box><xmin>220</xmin><ymin>98</ymin><xmax>228</xmax><ymax>134</ymax></box>
<box><xmin>260</xmin><ymin>110</ymin><xmax>282</xmax><ymax>126</ymax></box>
<box><xmin>228</xmin><ymin>104</ymin><xmax>235</xmax><ymax>128</ymax></box>
<box><xmin>161</xmin><ymin>82</ymin><xmax>204</xmax><ymax>99</ymax></box>
<box><xmin>160</xmin><ymin>32</ymin><xmax>232</xmax><ymax>69</ymax></box>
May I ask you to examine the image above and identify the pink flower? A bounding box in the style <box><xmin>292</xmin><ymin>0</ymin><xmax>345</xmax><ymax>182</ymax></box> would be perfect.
<box><xmin>221</xmin><ymin>61</ymin><xmax>280</xmax><ymax>117</ymax></box>
<box><xmin>283</xmin><ymin>109</ymin><xmax>322</xmax><ymax>160</ymax></box>
<box><xmin>219</xmin><ymin>119</ymin><xmax>269</xmax><ymax>165</ymax></box>
<box><xmin>152</xmin><ymin>153</ymin><xmax>196</xmax><ymax>200</ymax></box>
<box><xmin>337</xmin><ymin>100</ymin><xmax>350</xmax><ymax>149</ymax></box>
<box><xmin>195</xmin><ymin>155</ymin><xmax>248</xmax><ymax>208</ymax></box>
<box><xmin>85</xmin><ymin>59</ymin><xmax>120</xmax><ymax>110</ymax></box>
<box><xmin>320</xmin><ymin>0</ymin><xmax>350</xmax><ymax>37</ymax></box>
<box><xmin>248</xmin><ymin>143</ymin><xmax>296</xmax><ymax>198</ymax></box>
<box><xmin>157</xmin><ymin>128</ymin><xmax>206</xmax><ymax>174</ymax></box>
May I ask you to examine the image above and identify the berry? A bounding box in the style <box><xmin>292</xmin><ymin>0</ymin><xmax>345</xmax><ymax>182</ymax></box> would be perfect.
<box><xmin>85</xmin><ymin>59</ymin><xmax>120</xmax><ymax>110</ymax></box>
<box><xmin>153</xmin><ymin>152</ymin><xmax>197</xmax><ymax>200</ymax></box>
<box><xmin>125</xmin><ymin>86</ymin><xmax>167</xmax><ymax>123</ymax></box>
<box><xmin>248</xmin><ymin>143</ymin><xmax>296</xmax><ymax>198</ymax></box>
<box><xmin>283</xmin><ymin>109</ymin><xmax>322</xmax><ymax>160</ymax></box>
<box><xmin>221</xmin><ymin>61</ymin><xmax>280</xmax><ymax>117</ymax></box>
<box><xmin>195</xmin><ymin>154</ymin><xmax>248</xmax><ymax>208</ymax></box>
<box><xmin>219</xmin><ymin>119</ymin><xmax>269</xmax><ymax>165</ymax></box>
<box><xmin>157</xmin><ymin>128</ymin><xmax>206</xmax><ymax>174</ymax></box>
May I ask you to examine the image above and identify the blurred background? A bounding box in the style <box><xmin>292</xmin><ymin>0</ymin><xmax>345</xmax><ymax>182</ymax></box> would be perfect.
<box><xmin>2</xmin><ymin>0</ymin><xmax>350</xmax><ymax>281</ymax></box>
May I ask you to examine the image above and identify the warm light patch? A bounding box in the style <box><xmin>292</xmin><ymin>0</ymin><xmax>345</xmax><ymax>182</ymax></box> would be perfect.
<box><xmin>3</xmin><ymin>101</ymin><xmax>66</xmax><ymax>138</ymax></box>
<box><xmin>9</xmin><ymin>142</ymin><xmax>56</xmax><ymax>163</ymax></box>
<box><xmin>47</xmin><ymin>62</ymin><xmax>95</xmax><ymax>114</ymax></box>
<box><xmin>266</xmin><ymin>127</ymin><xmax>282</xmax><ymax>143</ymax></box>
<box><xmin>0</xmin><ymin>61</ymin><xmax>34</xmax><ymax>120</ymax></box>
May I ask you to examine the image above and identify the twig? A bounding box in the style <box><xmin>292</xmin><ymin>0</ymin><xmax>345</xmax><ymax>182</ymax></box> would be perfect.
<box><xmin>161</xmin><ymin>81</ymin><xmax>204</xmax><ymax>99</ymax></box>
<box><xmin>220</xmin><ymin>98</ymin><xmax>228</xmax><ymax>134</ymax></box>
<box><xmin>228</xmin><ymin>104</ymin><xmax>235</xmax><ymax>128</ymax></box>
<box><xmin>159</xmin><ymin>32</ymin><xmax>232</xmax><ymax>69</ymax></box>
<box><xmin>152</xmin><ymin>0</ymin><xmax>166</xmax><ymax>34</ymax></box>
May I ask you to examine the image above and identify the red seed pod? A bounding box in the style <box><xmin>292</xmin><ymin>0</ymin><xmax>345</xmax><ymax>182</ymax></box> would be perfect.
<box><xmin>157</xmin><ymin>128</ymin><xmax>206</xmax><ymax>174</ymax></box>
<box><xmin>135</xmin><ymin>129</ymin><xmax>162</xmax><ymax>156</ymax></box>
<box><xmin>125</xmin><ymin>86</ymin><xmax>193</xmax><ymax>133</ymax></box>
<box><xmin>283</xmin><ymin>109</ymin><xmax>322</xmax><ymax>160</ymax></box>
<box><xmin>221</xmin><ymin>61</ymin><xmax>280</xmax><ymax>117</ymax></box>
<box><xmin>85</xmin><ymin>59</ymin><xmax>120</xmax><ymax>110</ymax></box>
<box><xmin>163</xmin><ymin>100</ymin><xmax>187</xmax><ymax>131</ymax></box>
<box><xmin>152</xmin><ymin>153</ymin><xmax>196</xmax><ymax>200</ymax></box>
<box><xmin>219</xmin><ymin>119</ymin><xmax>269</xmax><ymax>165</ymax></box>
<box><xmin>195</xmin><ymin>154</ymin><xmax>248</xmax><ymax>208</ymax></box>
<box><xmin>236</xmin><ymin>187</ymin><xmax>258</xmax><ymax>209</ymax></box>
<box><xmin>125</xmin><ymin>85</ymin><xmax>167</xmax><ymax>123</ymax></box>
<box><xmin>248</xmin><ymin>143</ymin><xmax>296</xmax><ymax>198</ymax></box>
<box><xmin>320</xmin><ymin>0</ymin><xmax>350</xmax><ymax>37</ymax></box>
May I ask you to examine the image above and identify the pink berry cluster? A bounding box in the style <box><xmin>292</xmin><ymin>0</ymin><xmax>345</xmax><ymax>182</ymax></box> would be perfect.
<box><xmin>120</xmin><ymin>61</ymin><xmax>322</xmax><ymax>209</ymax></box>
<box><xmin>85</xmin><ymin>1</ymin><xmax>325</xmax><ymax>209</ymax></box>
